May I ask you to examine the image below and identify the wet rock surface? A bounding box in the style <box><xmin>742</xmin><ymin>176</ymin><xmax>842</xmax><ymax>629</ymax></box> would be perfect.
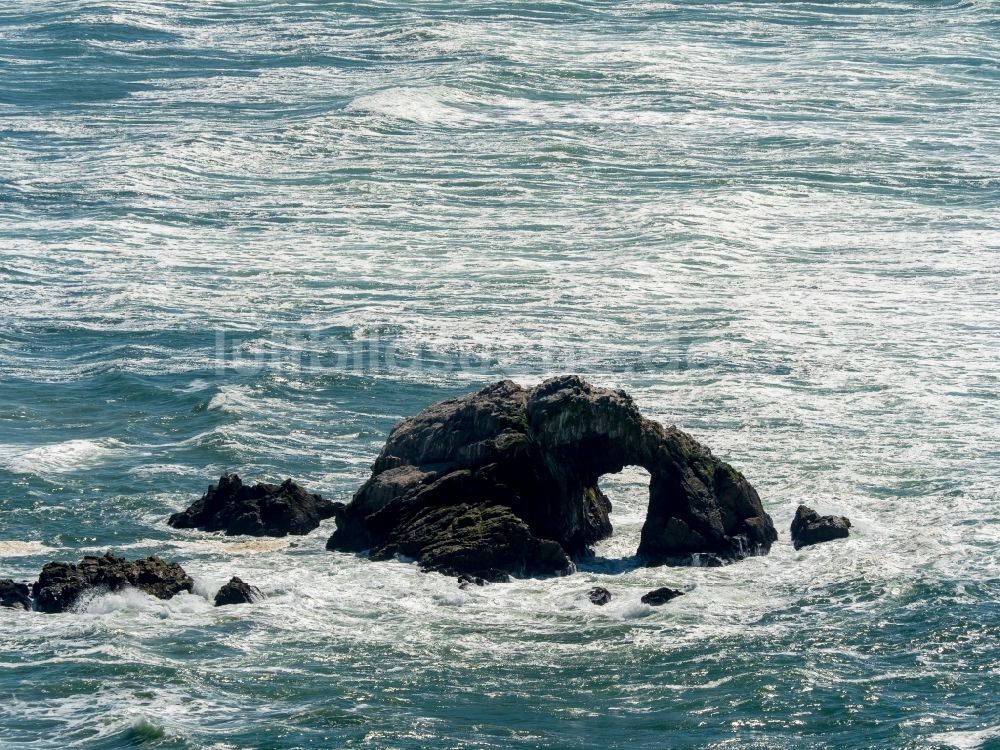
<box><xmin>369</xmin><ymin>501</ymin><xmax>571</xmax><ymax>581</ymax></box>
<box><xmin>0</xmin><ymin>579</ymin><xmax>31</xmax><ymax>610</ymax></box>
<box><xmin>170</xmin><ymin>473</ymin><xmax>338</xmax><ymax>537</ymax></box>
<box><xmin>790</xmin><ymin>504</ymin><xmax>852</xmax><ymax>550</ymax></box>
<box><xmin>32</xmin><ymin>552</ymin><xmax>193</xmax><ymax>613</ymax></box>
<box><xmin>588</xmin><ymin>586</ymin><xmax>612</xmax><ymax>606</ymax></box>
<box><xmin>641</xmin><ymin>587</ymin><xmax>684</xmax><ymax>606</ymax></box>
<box><xmin>328</xmin><ymin>376</ymin><xmax>776</xmax><ymax>579</ymax></box>
<box><xmin>214</xmin><ymin>576</ymin><xmax>261</xmax><ymax>606</ymax></box>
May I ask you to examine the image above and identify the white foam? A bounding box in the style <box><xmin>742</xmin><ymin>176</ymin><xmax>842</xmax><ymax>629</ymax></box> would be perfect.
<box><xmin>346</xmin><ymin>86</ymin><xmax>486</xmax><ymax>126</ymax></box>
<box><xmin>168</xmin><ymin>537</ymin><xmax>291</xmax><ymax>555</ymax></box>
<box><xmin>77</xmin><ymin>587</ymin><xmax>210</xmax><ymax>617</ymax></box>
<box><xmin>0</xmin><ymin>438</ymin><xmax>124</xmax><ymax>476</ymax></box>
<box><xmin>928</xmin><ymin>727</ymin><xmax>1000</xmax><ymax>750</ymax></box>
<box><xmin>177</xmin><ymin>378</ymin><xmax>212</xmax><ymax>393</ymax></box>
<box><xmin>0</xmin><ymin>540</ymin><xmax>52</xmax><ymax>557</ymax></box>
<box><xmin>206</xmin><ymin>385</ymin><xmax>252</xmax><ymax>413</ymax></box>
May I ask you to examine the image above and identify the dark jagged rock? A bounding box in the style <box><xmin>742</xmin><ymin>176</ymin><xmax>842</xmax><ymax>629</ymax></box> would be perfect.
<box><xmin>790</xmin><ymin>504</ymin><xmax>851</xmax><ymax>550</ymax></box>
<box><xmin>372</xmin><ymin>502</ymin><xmax>568</xmax><ymax>581</ymax></box>
<box><xmin>328</xmin><ymin>376</ymin><xmax>776</xmax><ymax>579</ymax></box>
<box><xmin>641</xmin><ymin>586</ymin><xmax>684</xmax><ymax>606</ymax></box>
<box><xmin>588</xmin><ymin>586</ymin><xmax>612</xmax><ymax>606</ymax></box>
<box><xmin>213</xmin><ymin>577</ymin><xmax>261</xmax><ymax>606</ymax></box>
<box><xmin>1</xmin><ymin>579</ymin><xmax>31</xmax><ymax>610</ymax></box>
<box><xmin>32</xmin><ymin>552</ymin><xmax>193</xmax><ymax>613</ymax></box>
<box><xmin>169</xmin><ymin>473</ymin><xmax>338</xmax><ymax>537</ymax></box>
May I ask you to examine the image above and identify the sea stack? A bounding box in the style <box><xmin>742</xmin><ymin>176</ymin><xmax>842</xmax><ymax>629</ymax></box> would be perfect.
<box><xmin>214</xmin><ymin>577</ymin><xmax>262</xmax><ymax>606</ymax></box>
<box><xmin>169</xmin><ymin>474</ymin><xmax>338</xmax><ymax>537</ymax></box>
<box><xmin>790</xmin><ymin>505</ymin><xmax>852</xmax><ymax>550</ymax></box>
<box><xmin>327</xmin><ymin>376</ymin><xmax>777</xmax><ymax>580</ymax></box>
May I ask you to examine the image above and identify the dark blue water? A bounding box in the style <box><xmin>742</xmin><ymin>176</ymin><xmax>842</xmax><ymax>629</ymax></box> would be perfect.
<box><xmin>1</xmin><ymin>1</ymin><xmax>999</xmax><ymax>748</ymax></box>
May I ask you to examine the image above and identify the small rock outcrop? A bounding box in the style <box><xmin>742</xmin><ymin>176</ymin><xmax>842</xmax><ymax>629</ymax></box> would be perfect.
<box><xmin>641</xmin><ymin>586</ymin><xmax>684</xmax><ymax>606</ymax></box>
<box><xmin>1</xmin><ymin>579</ymin><xmax>31</xmax><ymax>610</ymax></box>
<box><xmin>213</xmin><ymin>577</ymin><xmax>261</xmax><ymax>606</ymax></box>
<box><xmin>328</xmin><ymin>376</ymin><xmax>776</xmax><ymax>579</ymax></box>
<box><xmin>588</xmin><ymin>586</ymin><xmax>612</xmax><ymax>606</ymax></box>
<box><xmin>369</xmin><ymin>502</ymin><xmax>570</xmax><ymax>582</ymax></box>
<box><xmin>790</xmin><ymin>505</ymin><xmax>851</xmax><ymax>550</ymax></box>
<box><xmin>32</xmin><ymin>552</ymin><xmax>193</xmax><ymax>613</ymax></box>
<box><xmin>169</xmin><ymin>473</ymin><xmax>338</xmax><ymax>537</ymax></box>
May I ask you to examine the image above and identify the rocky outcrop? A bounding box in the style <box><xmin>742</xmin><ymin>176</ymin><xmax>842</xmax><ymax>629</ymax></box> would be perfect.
<box><xmin>328</xmin><ymin>376</ymin><xmax>776</xmax><ymax>579</ymax></box>
<box><xmin>214</xmin><ymin>577</ymin><xmax>261</xmax><ymax>606</ymax></box>
<box><xmin>169</xmin><ymin>474</ymin><xmax>338</xmax><ymax>537</ymax></box>
<box><xmin>1</xmin><ymin>579</ymin><xmax>31</xmax><ymax>610</ymax></box>
<box><xmin>641</xmin><ymin>586</ymin><xmax>684</xmax><ymax>606</ymax></box>
<box><xmin>32</xmin><ymin>552</ymin><xmax>193</xmax><ymax>613</ymax></box>
<box><xmin>368</xmin><ymin>502</ymin><xmax>571</xmax><ymax>581</ymax></box>
<box><xmin>588</xmin><ymin>586</ymin><xmax>612</xmax><ymax>606</ymax></box>
<box><xmin>790</xmin><ymin>505</ymin><xmax>851</xmax><ymax>550</ymax></box>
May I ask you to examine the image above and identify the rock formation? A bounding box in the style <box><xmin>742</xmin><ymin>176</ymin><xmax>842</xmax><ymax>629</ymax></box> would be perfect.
<box><xmin>327</xmin><ymin>376</ymin><xmax>776</xmax><ymax>579</ymax></box>
<box><xmin>790</xmin><ymin>504</ymin><xmax>851</xmax><ymax>550</ymax></box>
<box><xmin>1</xmin><ymin>579</ymin><xmax>31</xmax><ymax>610</ymax></box>
<box><xmin>641</xmin><ymin>586</ymin><xmax>684</xmax><ymax>606</ymax></box>
<box><xmin>588</xmin><ymin>586</ymin><xmax>612</xmax><ymax>606</ymax></box>
<box><xmin>169</xmin><ymin>473</ymin><xmax>337</xmax><ymax>537</ymax></box>
<box><xmin>32</xmin><ymin>552</ymin><xmax>193</xmax><ymax>613</ymax></box>
<box><xmin>214</xmin><ymin>576</ymin><xmax>261</xmax><ymax>606</ymax></box>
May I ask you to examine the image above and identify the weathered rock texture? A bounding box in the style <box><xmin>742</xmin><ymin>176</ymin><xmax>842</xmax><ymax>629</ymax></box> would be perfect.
<box><xmin>32</xmin><ymin>552</ymin><xmax>193</xmax><ymax>613</ymax></box>
<box><xmin>327</xmin><ymin>376</ymin><xmax>776</xmax><ymax>579</ymax></box>
<box><xmin>790</xmin><ymin>504</ymin><xmax>851</xmax><ymax>550</ymax></box>
<box><xmin>214</xmin><ymin>576</ymin><xmax>261</xmax><ymax>606</ymax></box>
<box><xmin>169</xmin><ymin>473</ymin><xmax>337</xmax><ymax>537</ymax></box>
<box><xmin>1</xmin><ymin>579</ymin><xmax>31</xmax><ymax>610</ymax></box>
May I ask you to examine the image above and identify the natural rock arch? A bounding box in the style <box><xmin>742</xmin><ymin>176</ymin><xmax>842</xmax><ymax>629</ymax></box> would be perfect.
<box><xmin>327</xmin><ymin>376</ymin><xmax>776</xmax><ymax>580</ymax></box>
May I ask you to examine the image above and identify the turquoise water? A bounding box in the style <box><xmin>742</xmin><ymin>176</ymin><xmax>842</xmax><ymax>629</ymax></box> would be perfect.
<box><xmin>1</xmin><ymin>1</ymin><xmax>999</xmax><ymax>747</ymax></box>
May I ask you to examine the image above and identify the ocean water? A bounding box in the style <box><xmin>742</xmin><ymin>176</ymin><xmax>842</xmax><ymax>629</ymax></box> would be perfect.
<box><xmin>1</xmin><ymin>0</ymin><xmax>999</xmax><ymax>747</ymax></box>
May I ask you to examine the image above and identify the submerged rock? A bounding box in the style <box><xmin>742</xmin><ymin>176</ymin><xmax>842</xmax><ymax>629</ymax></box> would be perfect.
<box><xmin>588</xmin><ymin>586</ymin><xmax>612</xmax><ymax>606</ymax></box>
<box><xmin>328</xmin><ymin>376</ymin><xmax>776</xmax><ymax>579</ymax></box>
<box><xmin>641</xmin><ymin>587</ymin><xmax>684</xmax><ymax>606</ymax></box>
<box><xmin>0</xmin><ymin>579</ymin><xmax>31</xmax><ymax>610</ymax></box>
<box><xmin>169</xmin><ymin>473</ymin><xmax>338</xmax><ymax>537</ymax></box>
<box><xmin>213</xmin><ymin>577</ymin><xmax>261</xmax><ymax>606</ymax></box>
<box><xmin>32</xmin><ymin>552</ymin><xmax>193</xmax><ymax>613</ymax></box>
<box><xmin>790</xmin><ymin>505</ymin><xmax>852</xmax><ymax>550</ymax></box>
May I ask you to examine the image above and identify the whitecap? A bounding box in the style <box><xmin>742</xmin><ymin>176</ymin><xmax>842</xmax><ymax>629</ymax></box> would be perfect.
<box><xmin>346</xmin><ymin>86</ymin><xmax>486</xmax><ymax>126</ymax></box>
<box><xmin>927</xmin><ymin>726</ymin><xmax>1000</xmax><ymax>750</ymax></box>
<box><xmin>206</xmin><ymin>385</ymin><xmax>252</xmax><ymax>413</ymax></box>
<box><xmin>176</xmin><ymin>378</ymin><xmax>212</xmax><ymax>393</ymax></box>
<box><xmin>0</xmin><ymin>439</ymin><xmax>124</xmax><ymax>476</ymax></box>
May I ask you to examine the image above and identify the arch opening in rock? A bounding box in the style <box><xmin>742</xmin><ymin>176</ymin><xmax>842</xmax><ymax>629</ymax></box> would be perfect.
<box><xmin>576</xmin><ymin>466</ymin><xmax>649</xmax><ymax>567</ymax></box>
<box><xmin>327</xmin><ymin>376</ymin><xmax>777</xmax><ymax>580</ymax></box>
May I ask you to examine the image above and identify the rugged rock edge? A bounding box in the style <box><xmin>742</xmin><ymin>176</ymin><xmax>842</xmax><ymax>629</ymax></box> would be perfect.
<box><xmin>169</xmin><ymin>473</ymin><xmax>338</xmax><ymax>537</ymax></box>
<box><xmin>327</xmin><ymin>375</ymin><xmax>777</xmax><ymax>579</ymax></box>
